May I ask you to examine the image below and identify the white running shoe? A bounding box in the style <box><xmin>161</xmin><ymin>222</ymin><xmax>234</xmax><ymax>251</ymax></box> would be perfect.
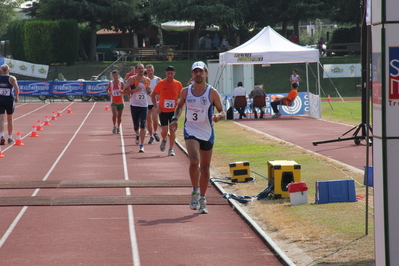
<box><xmin>168</xmin><ymin>148</ymin><xmax>175</xmax><ymax>156</ymax></box>
<box><xmin>190</xmin><ymin>191</ymin><xmax>200</xmax><ymax>210</ymax></box>
<box><xmin>198</xmin><ymin>198</ymin><xmax>208</xmax><ymax>214</ymax></box>
<box><xmin>139</xmin><ymin>144</ymin><xmax>145</xmax><ymax>153</ymax></box>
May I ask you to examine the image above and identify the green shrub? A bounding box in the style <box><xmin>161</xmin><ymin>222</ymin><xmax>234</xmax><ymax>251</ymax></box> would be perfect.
<box><xmin>54</xmin><ymin>20</ymin><xmax>79</xmax><ymax>65</ymax></box>
<box><xmin>24</xmin><ymin>21</ymin><xmax>56</xmax><ymax>65</ymax></box>
<box><xmin>7</xmin><ymin>20</ymin><xmax>28</xmax><ymax>61</ymax></box>
<box><xmin>330</xmin><ymin>26</ymin><xmax>360</xmax><ymax>43</ymax></box>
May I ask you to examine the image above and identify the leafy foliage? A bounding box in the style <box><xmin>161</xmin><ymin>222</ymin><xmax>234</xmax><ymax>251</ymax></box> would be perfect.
<box><xmin>0</xmin><ymin>0</ymin><xmax>24</xmax><ymax>36</ymax></box>
<box><xmin>7</xmin><ymin>20</ymin><xmax>28</xmax><ymax>61</ymax></box>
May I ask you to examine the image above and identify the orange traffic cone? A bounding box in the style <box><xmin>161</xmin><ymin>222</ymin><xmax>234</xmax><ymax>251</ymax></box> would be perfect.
<box><xmin>36</xmin><ymin>119</ymin><xmax>43</xmax><ymax>131</ymax></box>
<box><xmin>327</xmin><ymin>95</ymin><xmax>331</xmax><ymax>102</ymax></box>
<box><xmin>44</xmin><ymin>115</ymin><xmax>51</xmax><ymax>125</ymax></box>
<box><xmin>105</xmin><ymin>103</ymin><xmax>110</xmax><ymax>111</ymax></box>
<box><xmin>0</xmin><ymin>146</ymin><xmax>5</xmax><ymax>158</ymax></box>
<box><xmin>51</xmin><ymin>111</ymin><xmax>57</xmax><ymax>120</ymax></box>
<box><xmin>30</xmin><ymin>125</ymin><xmax>39</xmax><ymax>137</ymax></box>
<box><xmin>14</xmin><ymin>131</ymin><xmax>24</xmax><ymax>146</ymax></box>
<box><xmin>57</xmin><ymin>108</ymin><xmax>62</xmax><ymax>117</ymax></box>
<box><xmin>67</xmin><ymin>105</ymin><xmax>73</xmax><ymax>114</ymax></box>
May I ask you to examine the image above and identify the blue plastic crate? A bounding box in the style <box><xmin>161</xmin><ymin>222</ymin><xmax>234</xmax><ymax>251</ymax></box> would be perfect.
<box><xmin>315</xmin><ymin>179</ymin><xmax>358</xmax><ymax>204</ymax></box>
<box><xmin>363</xmin><ymin>166</ymin><xmax>373</xmax><ymax>187</ymax></box>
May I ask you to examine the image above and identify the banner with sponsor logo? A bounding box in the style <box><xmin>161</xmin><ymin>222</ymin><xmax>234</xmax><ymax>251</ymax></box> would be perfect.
<box><xmin>221</xmin><ymin>92</ymin><xmax>310</xmax><ymax>118</ymax></box>
<box><xmin>323</xmin><ymin>64</ymin><xmax>361</xmax><ymax>78</ymax></box>
<box><xmin>18</xmin><ymin>81</ymin><xmax>109</xmax><ymax>96</ymax></box>
<box><xmin>3</xmin><ymin>58</ymin><xmax>49</xmax><ymax>79</ymax></box>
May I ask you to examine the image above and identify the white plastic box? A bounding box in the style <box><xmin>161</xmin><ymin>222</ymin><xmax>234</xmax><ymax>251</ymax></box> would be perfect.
<box><xmin>289</xmin><ymin>191</ymin><xmax>308</xmax><ymax>205</ymax></box>
<box><xmin>288</xmin><ymin>182</ymin><xmax>308</xmax><ymax>205</ymax></box>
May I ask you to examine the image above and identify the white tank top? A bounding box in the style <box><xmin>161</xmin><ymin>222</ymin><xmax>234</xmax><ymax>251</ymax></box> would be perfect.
<box><xmin>184</xmin><ymin>84</ymin><xmax>214</xmax><ymax>142</ymax></box>
<box><xmin>147</xmin><ymin>76</ymin><xmax>159</xmax><ymax>105</ymax></box>
<box><xmin>291</xmin><ymin>75</ymin><xmax>300</xmax><ymax>85</ymax></box>
<box><xmin>129</xmin><ymin>78</ymin><xmax>148</xmax><ymax>107</ymax></box>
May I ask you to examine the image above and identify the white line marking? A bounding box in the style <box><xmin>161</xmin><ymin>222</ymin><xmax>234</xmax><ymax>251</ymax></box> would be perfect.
<box><xmin>0</xmin><ymin>103</ymin><xmax>96</xmax><ymax>248</ymax></box>
<box><xmin>119</xmin><ymin>126</ymin><xmax>141</xmax><ymax>266</ymax></box>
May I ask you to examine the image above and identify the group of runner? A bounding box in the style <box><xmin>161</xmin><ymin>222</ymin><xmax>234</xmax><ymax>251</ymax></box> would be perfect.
<box><xmin>106</xmin><ymin>61</ymin><xmax>226</xmax><ymax>213</ymax></box>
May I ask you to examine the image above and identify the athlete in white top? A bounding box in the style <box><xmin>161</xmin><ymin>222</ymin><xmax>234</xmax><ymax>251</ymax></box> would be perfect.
<box><xmin>171</xmin><ymin>61</ymin><xmax>226</xmax><ymax>214</ymax></box>
<box><xmin>146</xmin><ymin>64</ymin><xmax>161</xmax><ymax>144</ymax></box>
<box><xmin>123</xmin><ymin>63</ymin><xmax>151</xmax><ymax>153</ymax></box>
<box><xmin>289</xmin><ymin>69</ymin><xmax>301</xmax><ymax>86</ymax></box>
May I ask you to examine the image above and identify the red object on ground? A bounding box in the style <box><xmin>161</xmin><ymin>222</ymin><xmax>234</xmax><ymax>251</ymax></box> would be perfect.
<box><xmin>288</xmin><ymin>182</ymin><xmax>308</xmax><ymax>193</ymax></box>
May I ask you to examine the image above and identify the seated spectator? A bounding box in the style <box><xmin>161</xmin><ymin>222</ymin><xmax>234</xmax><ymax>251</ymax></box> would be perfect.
<box><xmin>271</xmin><ymin>82</ymin><xmax>298</xmax><ymax>118</ymax></box>
<box><xmin>232</xmin><ymin>81</ymin><xmax>247</xmax><ymax>119</ymax></box>
<box><xmin>249</xmin><ymin>83</ymin><xmax>266</xmax><ymax>119</ymax></box>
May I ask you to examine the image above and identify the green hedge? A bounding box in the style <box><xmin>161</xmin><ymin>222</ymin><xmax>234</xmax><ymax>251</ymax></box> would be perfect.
<box><xmin>7</xmin><ymin>20</ymin><xmax>28</xmax><ymax>61</ymax></box>
<box><xmin>8</xmin><ymin>19</ymin><xmax>79</xmax><ymax>65</ymax></box>
<box><xmin>330</xmin><ymin>26</ymin><xmax>361</xmax><ymax>43</ymax></box>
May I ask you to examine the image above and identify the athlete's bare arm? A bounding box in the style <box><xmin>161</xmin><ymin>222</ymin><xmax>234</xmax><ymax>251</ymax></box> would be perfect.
<box><xmin>210</xmin><ymin>87</ymin><xmax>226</xmax><ymax>122</ymax></box>
<box><xmin>10</xmin><ymin>76</ymin><xmax>19</xmax><ymax>102</ymax></box>
<box><xmin>170</xmin><ymin>87</ymin><xmax>187</xmax><ymax>131</ymax></box>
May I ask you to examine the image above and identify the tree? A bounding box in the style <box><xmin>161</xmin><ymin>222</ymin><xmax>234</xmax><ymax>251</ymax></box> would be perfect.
<box><xmin>36</xmin><ymin>0</ymin><xmax>140</xmax><ymax>61</ymax></box>
<box><xmin>149</xmin><ymin>0</ymin><xmax>245</xmax><ymax>58</ymax></box>
<box><xmin>0</xmin><ymin>0</ymin><xmax>24</xmax><ymax>37</ymax></box>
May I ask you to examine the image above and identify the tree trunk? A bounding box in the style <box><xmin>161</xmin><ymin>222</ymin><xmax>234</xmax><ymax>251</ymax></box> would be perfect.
<box><xmin>293</xmin><ymin>21</ymin><xmax>300</xmax><ymax>44</ymax></box>
<box><xmin>282</xmin><ymin>21</ymin><xmax>288</xmax><ymax>38</ymax></box>
<box><xmin>79</xmin><ymin>40</ymin><xmax>88</xmax><ymax>61</ymax></box>
<box><xmin>88</xmin><ymin>20</ymin><xmax>97</xmax><ymax>61</ymax></box>
<box><xmin>157</xmin><ymin>23</ymin><xmax>163</xmax><ymax>46</ymax></box>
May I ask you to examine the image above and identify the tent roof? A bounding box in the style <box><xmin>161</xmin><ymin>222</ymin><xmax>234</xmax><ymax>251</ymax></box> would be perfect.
<box><xmin>219</xmin><ymin>26</ymin><xmax>319</xmax><ymax>65</ymax></box>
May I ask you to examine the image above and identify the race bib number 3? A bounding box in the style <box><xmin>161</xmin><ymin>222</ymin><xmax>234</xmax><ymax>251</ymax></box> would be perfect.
<box><xmin>164</xmin><ymin>99</ymin><xmax>175</xmax><ymax>109</ymax></box>
<box><xmin>186</xmin><ymin>107</ymin><xmax>205</xmax><ymax>122</ymax></box>
<box><xmin>0</xmin><ymin>88</ymin><xmax>11</xmax><ymax>96</ymax></box>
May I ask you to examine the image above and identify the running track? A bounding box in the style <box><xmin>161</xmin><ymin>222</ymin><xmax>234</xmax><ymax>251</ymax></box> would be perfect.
<box><xmin>0</xmin><ymin>102</ymin><xmax>283</xmax><ymax>266</ymax></box>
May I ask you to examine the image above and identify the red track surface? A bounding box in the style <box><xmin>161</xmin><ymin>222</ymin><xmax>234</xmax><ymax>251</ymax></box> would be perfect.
<box><xmin>0</xmin><ymin>102</ymin><xmax>283</xmax><ymax>266</ymax></box>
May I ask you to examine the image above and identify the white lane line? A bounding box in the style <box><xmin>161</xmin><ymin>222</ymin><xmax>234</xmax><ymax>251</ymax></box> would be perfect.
<box><xmin>119</xmin><ymin>126</ymin><xmax>141</xmax><ymax>266</ymax></box>
<box><xmin>12</xmin><ymin>103</ymin><xmax>50</xmax><ymax>122</ymax></box>
<box><xmin>0</xmin><ymin>102</ymin><xmax>97</xmax><ymax>248</ymax></box>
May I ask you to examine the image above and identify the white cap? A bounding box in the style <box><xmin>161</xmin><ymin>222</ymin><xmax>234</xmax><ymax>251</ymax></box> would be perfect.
<box><xmin>191</xmin><ymin>61</ymin><xmax>208</xmax><ymax>71</ymax></box>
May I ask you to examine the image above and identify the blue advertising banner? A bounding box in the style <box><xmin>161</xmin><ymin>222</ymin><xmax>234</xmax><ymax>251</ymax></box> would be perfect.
<box><xmin>84</xmin><ymin>81</ymin><xmax>109</xmax><ymax>96</ymax></box>
<box><xmin>0</xmin><ymin>57</ymin><xmax>4</xmax><ymax>65</ymax></box>
<box><xmin>221</xmin><ymin>92</ymin><xmax>310</xmax><ymax>118</ymax></box>
<box><xmin>18</xmin><ymin>81</ymin><xmax>53</xmax><ymax>96</ymax></box>
<box><xmin>52</xmin><ymin>81</ymin><xmax>85</xmax><ymax>96</ymax></box>
<box><xmin>17</xmin><ymin>80</ymin><xmax>109</xmax><ymax>96</ymax></box>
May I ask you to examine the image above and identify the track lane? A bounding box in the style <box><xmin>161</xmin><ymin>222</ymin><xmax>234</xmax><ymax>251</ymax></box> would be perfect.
<box><xmin>0</xmin><ymin>102</ymin><xmax>283</xmax><ymax>266</ymax></box>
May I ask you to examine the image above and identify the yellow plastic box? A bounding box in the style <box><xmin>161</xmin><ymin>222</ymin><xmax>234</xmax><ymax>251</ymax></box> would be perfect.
<box><xmin>267</xmin><ymin>160</ymin><xmax>301</xmax><ymax>198</ymax></box>
<box><xmin>229</xmin><ymin>161</ymin><xmax>253</xmax><ymax>183</ymax></box>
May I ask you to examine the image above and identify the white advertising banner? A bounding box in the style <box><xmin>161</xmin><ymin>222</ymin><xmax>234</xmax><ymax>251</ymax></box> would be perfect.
<box><xmin>3</xmin><ymin>58</ymin><xmax>49</xmax><ymax>79</ymax></box>
<box><xmin>386</xmin><ymin>0</ymin><xmax>399</xmax><ymax>22</ymax></box>
<box><xmin>323</xmin><ymin>64</ymin><xmax>361</xmax><ymax>78</ymax></box>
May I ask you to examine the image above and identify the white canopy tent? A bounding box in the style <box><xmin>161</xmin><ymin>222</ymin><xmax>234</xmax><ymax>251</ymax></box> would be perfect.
<box><xmin>219</xmin><ymin>26</ymin><xmax>319</xmax><ymax>65</ymax></box>
<box><xmin>216</xmin><ymin>26</ymin><xmax>321</xmax><ymax>118</ymax></box>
